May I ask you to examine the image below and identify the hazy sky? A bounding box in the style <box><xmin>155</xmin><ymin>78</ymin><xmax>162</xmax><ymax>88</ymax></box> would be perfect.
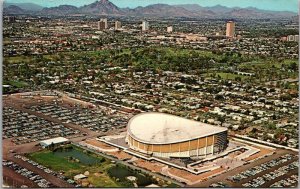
<box><xmin>4</xmin><ymin>0</ymin><xmax>299</xmax><ymax>12</ymax></box>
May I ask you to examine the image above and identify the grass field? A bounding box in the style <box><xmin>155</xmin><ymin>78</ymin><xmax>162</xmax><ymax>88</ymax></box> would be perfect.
<box><xmin>238</xmin><ymin>59</ymin><xmax>298</xmax><ymax>70</ymax></box>
<box><xmin>27</xmin><ymin>145</ymin><xmax>121</xmax><ymax>187</ymax></box>
<box><xmin>29</xmin><ymin>151</ymin><xmax>82</xmax><ymax>172</ymax></box>
<box><xmin>205</xmin><ymin>72</ymin><xmax>249</xmax><ymax>81</ymax></box>
<box><xmin>3</xmin><ymin>80</ymin><xmax>28</xmax><ymax>88</ymax></box>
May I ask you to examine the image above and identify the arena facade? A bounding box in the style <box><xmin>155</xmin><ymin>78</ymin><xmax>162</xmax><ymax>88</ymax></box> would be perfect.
<box><xmin>126</xmin><ymin>112</ymin><xmax>228</xmax><ymax>158</ymax></box>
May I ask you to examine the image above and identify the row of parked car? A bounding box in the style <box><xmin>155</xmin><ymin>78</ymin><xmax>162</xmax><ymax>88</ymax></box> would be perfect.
<box><xmin>209</xmin><ymin>182</ymin><xmax>229</xmax><ymax>188</ymax></box>
<box><xmin>3</xmin><ymin>160</ymin><xmax>52</xmax><ymax>188</ymax></box>
<box><xmin>227</xmin><ymin>154</ymin><xmax>294</xmax><ymax>182</ymax></box>
<box><xmin>270</xmin><ymin>174</ymin><xmax>298</xmax><ymax>188</ymax></box>
<box><xmin>14</xmin><ymin>155</ymin><xmax>76</xmax><ymax>186</ymax></box>
<box><xmin>3</xmin><ymin>107</ymin><xmax>81</xmax><ymax>144</ymax></box>
<box><xmin>242</xmin><ymin>160</ymin><xmax>299</xmax><ymax>187</ymax></box>
<box><xmin>30</xmin><ymin>103</ymin><xmax>130</xmax><ymax>133</ymax></box>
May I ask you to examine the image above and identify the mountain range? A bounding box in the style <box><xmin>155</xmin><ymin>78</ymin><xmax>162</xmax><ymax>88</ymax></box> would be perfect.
<box><xmin>4</xmin><ymin>2</ymin><xmax>44</xmax><ymax>11</ymax></box>
<box><xmin>3</xmin><ymin>0</ymin><xmax>297</xmax><ymax>19</ymax></box>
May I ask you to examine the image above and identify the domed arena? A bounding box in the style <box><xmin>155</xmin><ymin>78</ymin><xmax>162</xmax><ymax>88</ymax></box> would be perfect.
<box><xmin>126</xmin><ymin>112</ymin><xmax>228</xmax><ymax>158</ymax></box>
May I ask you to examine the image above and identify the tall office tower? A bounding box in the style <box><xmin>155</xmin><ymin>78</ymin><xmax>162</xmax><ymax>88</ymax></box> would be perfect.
<box><xmin>98</xmin><ymin>18</ymin><xmax>108</xmax><ymax>30</ymax></box>
<box><xmin>226</xmin><ymin>21</ymin><xmax>235</xmax><ymax>38</ymax></box>
<box><xmin>8</xmin><ymin>16</ymin><xmax>16</xmax><ymax>23</ymax></box>
<box><xmin>98</xmin><ymin>21</ymin><xmax>106</xmax><ymax>30</ymax></box>
<box><xmin>288</xmin><ymin>35</ymin><xmax>295</xmax><ymax>41</ymax></box>
<box><xmin>142</xmin><ymin>21</ymin><xmax>149</xmax><ymax>31</ymax></box>
<box><xmin>115</xmin><ymin>21</ymin><xmax>121</xmax><ymax>30</ymax></box>
<box><xmin>167</xmin><ymin>26</ymin><xmax>173</xmax><ymax>33</ymax></box>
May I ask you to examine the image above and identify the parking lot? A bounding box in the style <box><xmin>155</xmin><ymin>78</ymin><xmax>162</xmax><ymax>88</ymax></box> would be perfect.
<box><xmin>271</xmin><ymin>174</ymin><xmax>298</xmax><ymax>188</ymax></box>
<box><xmin>209</xmin><ymin>182</ymin><xmax>229</xmax><ymax>188</ymax></box>
<box><xmin>14</xmin><ymin>154</ymin><xmax>77</xmax><ymax>187</ymax></box>
<box><xmin>3</xmin><ymin>94</ymin><xmax>134</xmax><ymax>188</ymax></box>
<box><xmin>3</xmin><ymin>107</ymin><xmax>81</xmax><ymax>144</ymax></box>
<box><xmin>191</xmin><ymin>149</ymin><xmax>299</xmax><ymax>187</ymax></box>
<box><xmin>3</xmin><ymin>160</ymin><xmax>53</xmax><ymax>188</ymax></box>
<box><xmin>228</xmin><ymin>154</ymin><xmax>295</xmax><ymax>183</ymax></box>
<box><xmin>239</xmin><ymin>158</ymin><xmax>298</xmax><ymax>187</ymax></box>
<box><xmin>29</xmin><ymin>103</ymin><xmax>131</xmax><ymax>133</ymax></box>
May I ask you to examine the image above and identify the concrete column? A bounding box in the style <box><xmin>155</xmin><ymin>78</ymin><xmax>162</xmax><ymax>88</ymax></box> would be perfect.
<box><xmin>188</xmin><ymin>140</ymin><xmax>191</xmax><ymax>156</ymax></box>
<box><xmin>197</xmin><ymin>138</ymin><xmax>200</xmax><ymax>157</ymax></box>
<box><xmin>212</xmin><ymin>135</ymin><xmax>215</xmax><ymax>155</ymax></box>
<box><xmin>205</xmin><ymin>137</ymin><xmax>208</xmax><ymax>157</ymax></box>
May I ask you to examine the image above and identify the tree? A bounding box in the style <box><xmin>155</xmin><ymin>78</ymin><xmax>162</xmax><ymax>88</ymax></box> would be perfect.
<box><xmin>289</xmin><ymin>62</ymin><xmax>298</xmax><ymax>71</ymax></box>
<box><xmin>235</xmin><ymin>76</ymin><xmax>242</xmax><ymax>82</ymax></box>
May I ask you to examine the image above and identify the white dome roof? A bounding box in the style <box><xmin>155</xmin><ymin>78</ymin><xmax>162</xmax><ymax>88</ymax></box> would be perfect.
<box><xmin>127</xmin><ymin>112</ymin><xmax>227</xmax><ymax>144</ymax></box>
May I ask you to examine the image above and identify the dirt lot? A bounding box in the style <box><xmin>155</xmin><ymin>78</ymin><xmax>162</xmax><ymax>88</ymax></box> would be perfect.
<box><xmin>168</xmin><ymin>167</ymin><xmax>225</xmax><ymax>184</ymax></box>
<box><xmin>107</xmin><ymin>151</ymin><xmax>133</xmax><ymax>160</ymax></box>
<box><xmin>134</xmin><ymin>159</ymin><xmax>165</xmax><ymax>173</ymax></box>
<box><xmin>85</xmin><ymin>139</ymin><xmax>117</xmax><ymax>150</ymax></box>
<box><xmin>3</xmin><ymin>166</ymin><xmax>38</xmax><ymax>188</ymax></box>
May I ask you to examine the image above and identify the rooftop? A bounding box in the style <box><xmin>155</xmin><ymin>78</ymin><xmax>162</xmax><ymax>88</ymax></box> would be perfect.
<box><xmin>128</xmin><ymin>112</ymin><xmax>227</xmax><ymax>144</ymax></box>
<box><xmin>39</xmin><ymin>137</ymin><xmax>69</xmax><ymax>146</ymax></box>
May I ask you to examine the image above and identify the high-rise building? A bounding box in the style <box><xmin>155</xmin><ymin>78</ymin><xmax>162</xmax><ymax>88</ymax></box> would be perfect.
<box><xmin>167</xmin><ymin>26</ymin><xmax>173</xmax><ymax>33</ymax></box>
<box><xmin>287</xmin><ymin>35</ymin><xmax>299</xmax><ymax>42</ymax></box>
<box><xmin>8</xmin><ymin>16</ymin><xmax>16</xmax><ymax>23</ymax></box>
<box><xmin>115</xmin><ymin>21</ymin><xmax>121</xmax><ymax>30</ymax></box>
<box><xmin>288</xmin><ymin>35</ymin><xmax>295</xmax><ymax>41</ymax></box>
<box><xmin>226</xmin><ymin>21</ymin><xmax>235</xmax><ymax>38</ymax></box>
<box><xmin>142</xmin><ymin>21</ymin><xmax>149</xmax><ymax>31</ymax></box>
<box><xmin>98</xmin><ymin>18</ymin><xmax>108</xmax><ymax>30</ymax></box>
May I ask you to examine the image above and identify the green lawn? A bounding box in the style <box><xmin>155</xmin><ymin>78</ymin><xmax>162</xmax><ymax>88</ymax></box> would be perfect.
<box><xmin>205</xmin><ymin>72</ymin><xmax>249</xmax><ymax>81</ymax></box>
<box><xmin>28</xmin><ymin>150</ymin><xmax>83</xmax><ymax>173</ymax></box>
<box><xmin>3</xmin><ymin>80</ymin><xmax>28</xmax><ymax>88</ymax></box>
<box><xmin>27</xmin><ymin>145</ymin><xmax>122</xmax><ymax>187</ymax></box>
<box><xmin>88</xmin><ymin>174</ymin><xmax>120</xmax><ymax>187</ymax></box>
<box><xmin>238</xmin><ymin>59</ymin><xmax>298</xmax><ymax>70</ymax></box>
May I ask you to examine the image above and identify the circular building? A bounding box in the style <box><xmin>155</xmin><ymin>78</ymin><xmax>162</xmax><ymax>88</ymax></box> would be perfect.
<box><xmin>126</xmin><ymin>112</ymin><xmax>228</xmax><ymax>158</ymax></box>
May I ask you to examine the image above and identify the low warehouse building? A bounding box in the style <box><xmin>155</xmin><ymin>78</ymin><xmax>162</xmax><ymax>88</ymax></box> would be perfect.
<box><xmin>39</xmin><ymin>137</ymin><xmax>69</xmax><ymax>148</ymax></box>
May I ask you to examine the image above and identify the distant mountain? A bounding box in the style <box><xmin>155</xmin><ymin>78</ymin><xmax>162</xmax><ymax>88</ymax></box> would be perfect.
<box><xmin>174</xmin><ymin>4</ymin><xmax>227</xmax><ymax>17</ymax></box>
<box><xmin>41</xmin><ymin>5</ymin><xmax>79</xmax><ymax>15</ymax></box>
<box><xmin>3</xmin><ymin>0</ymin><xmax>297</xmax><ymax>19</ymax></box>
<box><xmin>226</xmin><ymin>8</ymin><xmax>297</xmax><ymax>19</ymax></box>
<box><xmin>174</xmin><ymin>4</ymin><xmax>204</xmax><ymax>12</ymax></box>
<box><xmin>4</xmin><ymin>5</ymin><xmax>26</xmax><ymax>15</ymax></box>
<box><xmin>207</xmin><ymin>5</ymin><xmax>233</xmax><ymax>14</ymax></box>
<box><xmin>79</xmin><ymin>0</ymin><xmax>124</xmax><ymax>15</ymax></box>
<box><xmin>129</xmin><ymin>4</ymin><xmax>206</xmax><ymax>18</ymax></box>
<box><xmin>4</xmin><ymin>2</ymin><xmax>44</xmax><ymax>11</ymax></box>
<box><xmin>177</xmin><ymin>4</ymin><xmax>296</xmax><ymax>18</ymax></box>
<box><xmin>175</xmin><ymin>4</ymin><xmax>231</xmax><ymax>14</ymax></box>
